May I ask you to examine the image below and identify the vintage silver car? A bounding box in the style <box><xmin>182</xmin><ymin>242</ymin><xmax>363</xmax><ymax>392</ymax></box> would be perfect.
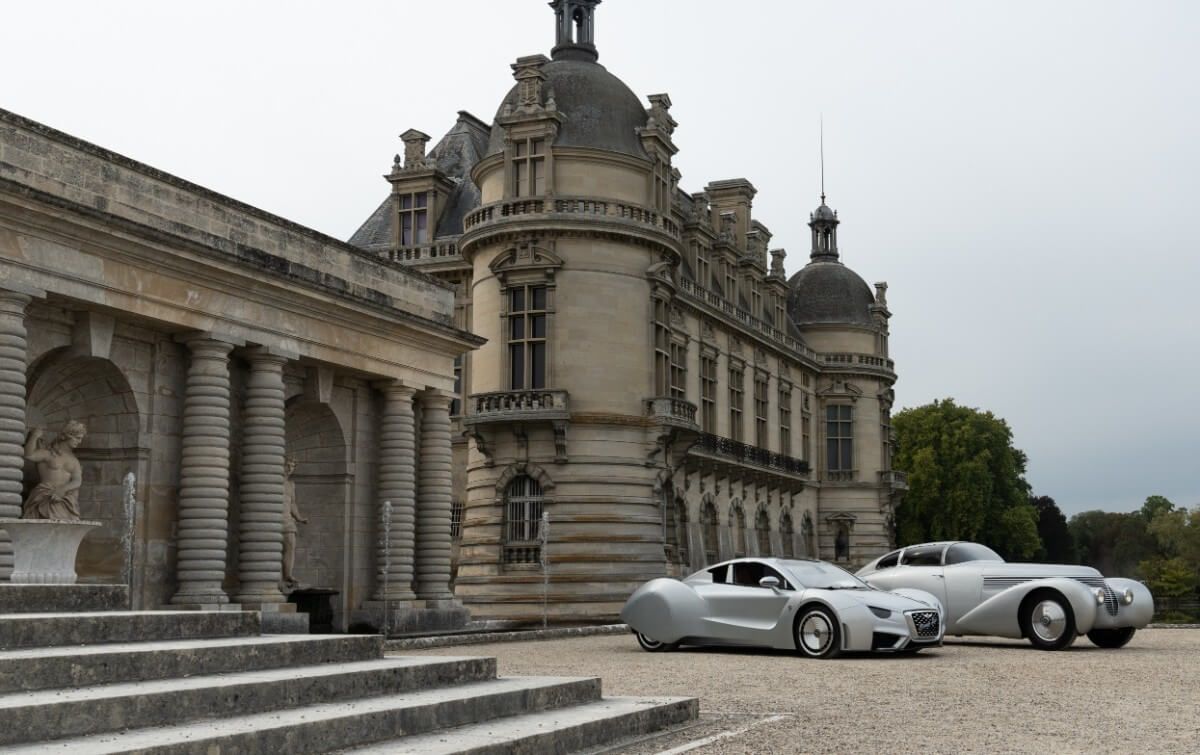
<box><xmin>621</xmin><ymin>557</ymin><xmax>945</xmax><ymax>658</ymax></box>
<box><xmin>856</xmin><ymin>541</ymin><xmax>1154</xmax><ymax>650</ymax></box>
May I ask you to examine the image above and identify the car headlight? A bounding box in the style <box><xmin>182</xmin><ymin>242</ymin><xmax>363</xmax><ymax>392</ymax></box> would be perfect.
<box><xmin>1122</xmin><ymin>588</ymin><xmax>1134</xmax><ymax>605</ymax></box>
<box><xmin>868</xmin><ymin>606</ymin><xmax>892</xmax><ymax>619</ymax></box>
<box><xmin>1094</xmin><ymin>588</ymin><xmax>1106</xmax><ymax>605</ymax></box>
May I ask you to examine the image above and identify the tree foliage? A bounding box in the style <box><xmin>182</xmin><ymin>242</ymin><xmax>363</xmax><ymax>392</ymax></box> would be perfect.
<box><xmin>893</xmin><ymin>398</ymin><xmax>1039</xmax><ymax>559</ymax></box>
<box><xmin>1031</xmin><ymin>495</ymin><xmax>1076</xmax><ymax>563</ymax></box>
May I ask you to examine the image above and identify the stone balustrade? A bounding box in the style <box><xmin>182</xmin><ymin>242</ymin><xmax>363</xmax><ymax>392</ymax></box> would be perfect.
<box><xmin>462</xmin><ymin>196</ymin><xmax>680</xmax><ymax>239</ymax></box>
<box><xmin>464</xmin><ymin>390</ymin><xmax>570</xmax><ymax>425</ymax></box>
<box><xmin>677</xmin><ymin>278</ymin><xmax>817</xmax><ymax>361</ymax></box>
<box><xmin>879</xmin><ymin>470</ymin><xmax>909</xmax><ymax>490</ymax></box>
<box><xmin>387</xmin><ymin>240</ymin><xmax>461</xmax><ymax>264</ymax></box>
<box><xmin>692</xmin><ymin>432</ymin><xmax>810</xmax><ymax>478</ymax></box>
<box><xmin>644</xmin><ymin>397</ymin><xmax>699</xmax><ymax>429</ymax></box>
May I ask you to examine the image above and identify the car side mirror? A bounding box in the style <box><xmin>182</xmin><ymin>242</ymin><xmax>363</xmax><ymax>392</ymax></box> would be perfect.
<box><xmin>758</xmin><ymin>576</ymin><xmax>781</xmax><ymax>591</ymax></box>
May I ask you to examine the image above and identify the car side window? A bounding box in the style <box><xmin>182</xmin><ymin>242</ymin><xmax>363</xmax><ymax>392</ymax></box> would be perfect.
<box><xmin>709</xmin><ymin>564</ymin><xmax>728</xmax><ymax>584</ymax></box>
<box><xmin>732</xmin><ymin>562</ymin><xmax>765</xmax><ymax>587</ymax></box>
<box><xmin>900</xmin><ymin>544</ymin><xmax>944</xmax><ymax>567</ymax></box>
<box><xmin>875</xmin><ymin>550</ymin><xmax>900</xmax><ymax>570</ymax></box>
<box><xmin>762</xmin><ymin>565</ymin><xmax>793</xmax><ymax>590</ymax></box>
<box><xmin>945</xmin><ymin>543</ymin><xmax>1003</xmax><ymax>565</ymax></box>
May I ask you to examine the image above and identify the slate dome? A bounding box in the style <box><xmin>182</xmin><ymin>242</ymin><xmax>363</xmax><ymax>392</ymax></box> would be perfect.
<box><xmin>787</xmin><ymin>262</ymin><xmax>877</xmax><ymax>328</ymax></box>
<box><xmin>485</xmin><ymin>57</ymin><xmax>648</xmax><ymax>161</ymax></box>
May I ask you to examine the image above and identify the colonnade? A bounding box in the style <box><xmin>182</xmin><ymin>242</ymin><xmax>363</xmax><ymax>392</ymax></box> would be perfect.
<box><xmin>0</xmin><ymin>290</ymin><xmax>456</xmax><ymax>605</ymax></box>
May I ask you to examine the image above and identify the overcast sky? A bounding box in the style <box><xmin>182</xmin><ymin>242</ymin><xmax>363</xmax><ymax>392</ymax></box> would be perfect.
<box><xmin>4</xmin><ymin>1</ymin><xmax>1198</xmax><ymax>515</ymax></box>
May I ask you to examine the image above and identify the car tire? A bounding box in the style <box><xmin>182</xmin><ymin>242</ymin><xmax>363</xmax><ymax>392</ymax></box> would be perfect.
<box><xmin>1087</xmin><ymin>627</ymin><xmax>1136</xmax><ymax>649</ymax></box>
<box><xmin>635</xmin><ymin>631</ymin><xmax>678</xmax><ymax>652</ymax></box>
<box><xmin>1019</xmin><ymin>590</ymin><xmax>1077</xmax><ymax>651</ymax></box>
<box><xmin>795</xmin><ymin>605</ymin><xmax>841</xmax><ymax>659</ymax></box>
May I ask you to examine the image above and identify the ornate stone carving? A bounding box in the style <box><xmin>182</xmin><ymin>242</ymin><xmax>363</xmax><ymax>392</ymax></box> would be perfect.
<box><xmin>512</xmin><ymin>54</ymin><xmax>551</xmax><ymax>111</ymax></box>
<box><xmin>645</xmin><ymin>93</ymin><xmax>677</xmax><ymax>136</ymax></box>
<box><xmin>22</xmin><ymin>421</ymin><xmax>86</xmax><ymax>520</ymax></box>
<box><xmin>399</xmin><ymin>129</ymin><xmax>432</xmax><ymax>171</ymax></box>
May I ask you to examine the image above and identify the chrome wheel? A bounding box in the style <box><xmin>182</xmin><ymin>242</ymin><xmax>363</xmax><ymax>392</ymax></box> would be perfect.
<box><xmin>795</xmin><ymin>607</ymin><xmax>840</xmax><ymax>658</ymax></box>
<box><xmin>1030</xmin><ymin>600</ymin><xmax>1068</xmax><ymax>643</ymax></box>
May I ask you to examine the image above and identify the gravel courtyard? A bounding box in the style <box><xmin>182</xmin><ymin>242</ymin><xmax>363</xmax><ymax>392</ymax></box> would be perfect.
<box><xmin>403</xmin><ymin>629</ymin><xmax>1200</xmax><ymax>754</ymax></box>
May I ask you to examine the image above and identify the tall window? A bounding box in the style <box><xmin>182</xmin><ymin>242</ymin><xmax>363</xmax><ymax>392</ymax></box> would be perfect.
<box><xmin>696</xmin><ymin>245</ymin><xmax>711</xmax><ymax>289</ymax></box>
<box><xmin>700</xmin><ymin>356</ymin><xmax>717</xmax><ymax>432</ymax></box>
<box><xmin>753</xmin><ymin>375</ymin><xmax>769</xmax><ymax>448</ymax></box>
<box><xmin>653</xmin><ymin>298</ymin><xmax>671</xmax><ymax>395</ymax></box>
<box><xmin>450</xmin><ymin>355</ymin><xmax>463</xmax><ymax>416</ymax></box>
<box><xmin>826</xmin><ymin>405</ymin><xmax>854</xmax><ymax>472</ymax></box>
<box><xmin>728</xmin><ymin>366</ymin><xmax>744</xmax><ymax>442</ymax></box>
<box><xmin>724</xmin><ymin>262</ymin><xmax>736</xmax><ymax>302</ymax></box>
<box><xmin>750</xmin><ymin>281</ymin><xmax>762</xmax><ymax>324</ymax></box>
<box><xmin>508</xmin><ymin>285</ymin><xmax>547</xmax><ymax>389</ymax></box>
<box><xmin>399</xmin><ymin>192</ymin><xmax>428</xmax><ymax>246</ymax></box>
<box><xmin>780</xmin><ymin>512</ymin><xmax>795</xmax><ymax>558</ymax></box>
<box><xmin>731</xmin><ymin>505</ymin><xmax>746</xmax><ymax>558</ymax></box>
<box><xmin>801</xmin><ymin>413</ymin><xmax>811</xmax><ymax>462</ymax></box>
<box><xmin>881</xmin><ymin>408</ymin><xmax>892</xmax><ymax>471</ymax></box>
<box><xmin>755</xmin><ymin>508</ymin><xmax>770</xmax><ymax>556</ymax></box>
<box><xmin>669</xmin><ymin>340</ymin><xmax>687</xmax><ymax>399</ymax></box>
<box><xmin>450</xmin><ymin>499</ymin><xmax>465</xmax><ymax>540</ymax></box>
<box><xmin>503</xmin><ymin>475</ymin><xmax>544</xmax><ymax>565</ymax></box>
<box><xmin>701</xmin><ymin>500</ymin><xmax>719</xmax><ymax>565</ymax></box>
<box><xmin>779</xmin><ymin>384</ymin><xmax>792</xmax><ymax>456</ymax></box>
<box><xmin>513</xmin><ymin>138</ymin><xmax>545</xmax><ymax>196</ymax></box>
<box><xmin>774</xmin><ymin>295</ymin><xmax>786</xmax><ymax>329</ymax></box>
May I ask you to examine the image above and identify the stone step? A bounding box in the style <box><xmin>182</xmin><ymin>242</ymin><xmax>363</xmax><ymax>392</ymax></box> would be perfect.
<box><xmin>0</xmin><ymin>610</ymin><xmax>259</xmax><ymax>649</ymax></box>
<box><xmin>0</xmin><ymin>633</ymin><xmax>385</xmax><ymax>693</ymax></box>
<box><xmin>345</xmin><ymin>695</ymin><xmax>700</xmax><ymax>754</ymax></box>
<box><xmin>0</xmin><ymin>584</ymin><xmax>128</xmax><ymax>613</ymax></box>
<box><xmin>0</xmin><ymin>655</ymin><xmax>502</xmax><ymax>745</ymax></box>
<box><xmin>3</xmin><ymin>675</ymin><xmax>603</xmax><ymax>754</ymax></box>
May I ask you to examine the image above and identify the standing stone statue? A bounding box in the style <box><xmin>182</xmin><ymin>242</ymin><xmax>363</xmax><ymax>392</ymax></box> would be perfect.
<box><xmin>22</xmin><ymin>420</ymin><xmax>87</xmax><ymax>521</ymax></box>
<box><xmin>281</xmin><ymin>456</ymin><xmax>308</xmax><ymax>590</ymax></box>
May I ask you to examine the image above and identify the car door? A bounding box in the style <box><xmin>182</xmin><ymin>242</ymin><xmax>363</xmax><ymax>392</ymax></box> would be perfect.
<box><xmin>694</xmin><ymin>561</ymin><xmax>792</xmax><ymax>643</ymax></box>
<box><xmin>870</xmin><ymin>544</ymin><xmax>949</xmax><ymax>616</ymax></box>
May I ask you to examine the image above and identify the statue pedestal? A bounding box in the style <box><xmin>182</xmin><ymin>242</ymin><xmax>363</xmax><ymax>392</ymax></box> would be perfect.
<box><xmin>0</xmin><ymin>518</ymin><xmax>101</xmax><ymax>584</ymax></box>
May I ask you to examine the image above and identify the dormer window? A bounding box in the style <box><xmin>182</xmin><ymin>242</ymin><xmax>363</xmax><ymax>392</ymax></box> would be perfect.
<box><xmin>399</xmin><ymin>192</ymin><xmax>429</xmax><ymax>246</ymax></box>
<box><xmin>513</xmin><ymin>138</ymin><xmax>546</xmax><ymax>196</ymax></box>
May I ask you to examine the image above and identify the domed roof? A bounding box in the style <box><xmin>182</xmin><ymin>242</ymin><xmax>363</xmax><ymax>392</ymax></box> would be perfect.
<box><xmin>787</xmin><ymin>262</ymin><xmax>876</xmax><ymax>327</ymax></box>
<box><xmin>485</xmin><ymin>57</ymin><xmax>648</xmax><ymax>160</ymax></box>
<box><xmin>812</xmin><ymin>203</ymin><xmax>837</xmax><ymax>222</ymax></box>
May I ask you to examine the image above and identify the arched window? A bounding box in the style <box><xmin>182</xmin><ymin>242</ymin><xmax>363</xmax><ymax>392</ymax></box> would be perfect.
<box><xmin>756</xmin><ymin>508</ymin><xmax>771</xmax><ymax>556</ymax></box>
<box><xmin>731</xmin><ymin>503</ymin><xmax>746</xmax><ymax>558</ymax></box>
<box><xmin>701</xmin><ymin>500</ymin><xmax>719</xmax><ymax>565</ymax></box>
<box><xmin>503</xmin><ymin>475</ymin><xmax>544</xmax><ymax>565</ymax></box>
<box><xmin>780</xmin><ymin>512</ymin><xmax>795</xmax><ymax>559</ymax></box>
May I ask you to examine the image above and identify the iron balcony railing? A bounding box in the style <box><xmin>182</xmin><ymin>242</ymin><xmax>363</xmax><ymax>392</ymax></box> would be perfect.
<box><xmin>694</xmin><ymin>432</ymin><xmax>810</xmax><ymax>476</ymax></box>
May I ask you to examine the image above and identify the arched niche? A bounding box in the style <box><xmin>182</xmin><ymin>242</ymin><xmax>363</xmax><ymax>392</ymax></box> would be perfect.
<box><xmin>285</xmin><ymin>399</ymin><xmax>349</xmax><ymax>591</ymax></box>
<box><xmin>25</xmin><ymin>348</ymin><xmax>144</xmax><ymax>582</ymax></box>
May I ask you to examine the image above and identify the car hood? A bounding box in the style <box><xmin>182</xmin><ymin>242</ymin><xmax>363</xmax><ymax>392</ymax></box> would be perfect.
<box><xmin>841</xmin><ymin>588</ymin><xmax>938</xmax><ymax>612</ymax></box>
<box><xmin>978</xmin><ymin>562</ymin><xmax>1102</xmax><ymax>579</ymax></box>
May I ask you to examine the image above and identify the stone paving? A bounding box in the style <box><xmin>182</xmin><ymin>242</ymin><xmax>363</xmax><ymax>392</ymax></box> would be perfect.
<box><xmin>403</xmin><ymin>628</ymin><xmax>1200</xmax><ymax>754</ymax></box>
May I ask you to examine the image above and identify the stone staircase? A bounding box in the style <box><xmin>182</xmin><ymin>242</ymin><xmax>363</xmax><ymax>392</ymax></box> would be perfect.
<box><xmin>0</xmin><ymin>608</ymin><xmax>696</xmax><ymax>753</ymax></box>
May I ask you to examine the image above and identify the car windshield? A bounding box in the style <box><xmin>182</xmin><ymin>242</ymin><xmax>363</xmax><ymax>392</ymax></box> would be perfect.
<box><xmin>777</xmin><ymin>560</ymin><xmax>871</xmax><ymax>590</ymax></box>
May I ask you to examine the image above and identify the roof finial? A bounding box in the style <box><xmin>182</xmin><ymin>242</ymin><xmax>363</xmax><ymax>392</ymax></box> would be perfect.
<box><xmin>819</xmin><ymin>114</ymin><xmax>826</xmax><ymax>205</ymax></box>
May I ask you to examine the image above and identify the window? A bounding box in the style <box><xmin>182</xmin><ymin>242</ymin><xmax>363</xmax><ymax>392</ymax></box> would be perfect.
<box><xmin>450</xmin><ymin>499</ymin><xmax>465</xmax><ymax>540</ymax></box>
<box><xmin>708</xmin><ymin>563</ymin><xmax>728</xmax><ymax>584</ymax></box>
<box><xmin>731</xmin><ymin>505</ymin><xmax>746</xmax><ymax>558</ymax></box>
<box><xmin>674</xmin><ymin>499</ymin><xmax>689</xmax><ymax>567</ymax></box>
<box><xmin>731</xmin><ymin>561</ymin><xmax>791</xmax><ymax>589</ymax></box>
<box><xmin>450</xmin><ymin>355</ymin><xmax>463</xmax><ymax>416</ymax></box>
<box><xmin>755</xmin><ymin>509</ymin><xmax>770</xmax><ymax>556</ymax></box>
<box><xmin>944</xmin><ymin>543</ymin><xmax>1002</xmax><ymax>565</ymax></box>
<box><xmin>728</xmin><ymin>366</ymin><xmax>744</xmax><ymax>442</ymax></box>
<box><xmin>701</xmin><ymin>501</ymin><xmax>719</xmax><ymax>565</ymax></box>
<box><xmin>700</xmin><ymin>356</ymin><xmax>717</xmax><ymax>432</ymax></box>
<box><xmin>503</xmin><ymin>476</ymin><xmax>544</xmax><ymax>564</ymax></box>
<box><xmin>750</xmin><ymin>281</ymin><xmax>762</xmax><ymax>324</ymax></box>
<box><xmin>774</xmin><ymin>295</ymin><xmax>786</xmax><ymax>329</ymax></box>
<box><xmin>801</xmin><ymin>412</ymin><xmax>811</xmax><ymax>462</ymax></box>
<box><xmin>753</xmin><ymin>375</ymin><xmax>768</xmax><ymax>448</ymax></box>
<box><xmin>653</xmin><ymin>298</ymin><xmax>670</xmax><ymax>396</ymax></box>
<box><xmin>875</xmin><ymin>550</ymin><xmax>901</xmax><ymax>570</ymax></box>
<box><xmin>669</xmin><ymin>341</ymin><xmax>687</xmax><ymax>400</ymax></box>
<box><xmin>901</xmin><ymin>544</ymin><xmax>945</xmax><ymax>567</ymax></box>
<box><xmin>778</xmin><ymin>384</ymin><xmax>792</xmax><ymax>456</ymax></box>
<box><xmin>725</xmin><ymin>262</ymin><xmax>736</xmax><ymax>303</ymax></box>
<box><xmin>399</xmin><ymin>192</ymin><xmax>429</xmax><ymax>246</ymax></box>
<box><xmin>881</xmin><ymin>408</ymin><xmax>892</xmax><ymax>471</ymax></box>
<box><xmin>508</xmin><ymin>285</ymin><xmax>547</xmax><ymax>389</ymax></box>
<box><xmin>696</xmin><ymin>244</ymin><xmax>710</xmax><ymax>290</ymax></box>
<box><xmin>826</xmin><ymin>405</ymin><xmax>854</xmax><ymax>472</ymax></box>
<box><xmin>512</xmin><ymin>138</ymin><xmax>545</xmax><ymax>196</ymax></box>
<box><xmin>780</xmin><ymin>513</ymin><xmax>795</xmax><ymax>559</ymax></box>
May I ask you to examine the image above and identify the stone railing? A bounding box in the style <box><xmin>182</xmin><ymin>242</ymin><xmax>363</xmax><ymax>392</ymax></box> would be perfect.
<box><xmin>677</xmin><ymin>278</ymin><xmax>817</xmax><ymax>362</ymax></box>
<box><xmin>693</xmin><ymin>433</ymin><xmax>810</xmax><ymax>477</ymax></box>
<box><xmin>464</xmin><ymin>389</ymin><xmax>570</xmax><ymax>424</ymax></box>
<box><xmin>645</xmin><ymin>397</ymin><xmax>699</xmax><ymax>429</ymax></box>
<box><xmin>879</xmin><ymin>470</ymin><xmax>909</xmax><ymax>489</ymax></box>
<box><xmin>462</xmin><ymin>196</ymin><xmax>680</xmax><ymax>239</ymax></box>
<box><xmin>820</xmin><ymin>352</ymin><xmax>895</xmax><ymax>372</ymax></box>
<box><xmin>387</xmin><ymin>239</ymin><xmax>461</xmax><ymax>263</ymax></box>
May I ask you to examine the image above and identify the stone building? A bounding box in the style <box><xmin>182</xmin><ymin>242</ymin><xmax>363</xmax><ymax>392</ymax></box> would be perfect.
<box><xmin>0</xmin><ymin>108</ymin><xmax>482</xmax><ymax>630</ymax></box>
<box><xmin>350</xmin><ymin>0</ymin><xmax>907</xmax><ymax>622</ymax></box>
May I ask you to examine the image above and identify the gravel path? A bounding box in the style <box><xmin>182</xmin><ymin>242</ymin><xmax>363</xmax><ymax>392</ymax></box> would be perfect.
<box><xmin>402</xmin><ymin>629</ymin><xmax>1200</xmax><ymax>754</ymax></box>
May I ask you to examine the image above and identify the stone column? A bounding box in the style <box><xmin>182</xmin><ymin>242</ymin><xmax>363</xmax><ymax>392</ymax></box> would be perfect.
<box><xmin>171</xmin><ymin>336</ymin><xmax>235</xmax><ymax>605</ymax></box>
<box><xmin>374</xmin><ymin>382</ymin><xmax>417</xmax><ymax>602</ymax></box>
<box><xmin>0</xmin><ymin>291</ymin><xmax>30</xmax><ymax>580</ymax></box>
<box><xmin>235</xmin><ymin>348</ymin><xmax>288</xmax><ymax>606</ymax></box>
<box><xmin>416</xmin><ymin>390</ymin><xmax>454</xmax><ymax>601</ymax></box>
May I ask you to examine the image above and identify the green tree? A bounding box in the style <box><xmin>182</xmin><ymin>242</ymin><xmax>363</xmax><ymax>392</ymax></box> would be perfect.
<box><xmin>893</xmin><ymin>398</ymin><xmax>1039</xmax><ymax>559</ymax></box>
<box><xmin>1140</xmin><ymin>495</ymin><xmax>1176</xmax><ymax>522</ymax></box>
<box><xmin>1069</xmin><ymin>510</ymin><xmax>1156</xmax><ymax>576</ymax></box>
<box><xmin>1138</xmin><ymin>556</ymin><xmax>1198</xmax><ymax>597</ymax></box>
<box><xmin>1031</xmin><ymin>495</ymin><xmax>1077</xmax><ymax>563</ymax></box>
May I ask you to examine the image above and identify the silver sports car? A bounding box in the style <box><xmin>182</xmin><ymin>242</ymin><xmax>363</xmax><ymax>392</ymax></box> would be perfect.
<box><xmin>620</xmin><ymin>557</ymin><xmax>945</xmax><ymax>658</ymax></box>
<box><xmin>856</xmin><ymin>541</ymin><xmax>1154</xmax><ymax>650</ymax></box>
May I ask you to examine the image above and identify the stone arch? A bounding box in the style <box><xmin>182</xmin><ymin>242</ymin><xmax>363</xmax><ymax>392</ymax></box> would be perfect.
<box><xmin>780</xmin><ymin>510</ymin><xmax>796</xmax><ymax>559</ymax></box>
<box><xmin>700</xmin><ymin>495</ymin><xmax>719</xmax><ymax>566</ymax></box>
<box><xmin>728</xmin><ymin>499</ymin><xmax>746</xmax><ymax>558</ymax></box>
<box><xmin>25</xmin><ymin>347</ymin><xmax>144</xmax><ymax>582</ymax></box>
<box><xmin>493</xmin><ymin>461</ymin><xmax>556</xmax><ymax>496</ymax></box>
<box><xmin>754</xmin><ymin>506</ymin><xmax>770</xmax><ymax>556</ymax></box>
<box><xmin>284</xmin><ymin>398</ymin><xmax>349</xmax><ymax>591</ymax></box>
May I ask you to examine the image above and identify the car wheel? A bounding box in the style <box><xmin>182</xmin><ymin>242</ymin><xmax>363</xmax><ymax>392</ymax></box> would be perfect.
<box><xmin>1019</xmin><ymin>590</ymin><xmax>1077</xmax><ymax>651</ymax></box>
<box><xmin>635</xmin><ymin>631</ymin><xmax>678</xmax><ymax>652</ymax></box>
<box><xmin>795</xmin><ymin>606</ymin><xmax>841</xmax><ymax>659</ymax></box>
<box><xmin>1087</xmin><ymin>627</ymin><xmax>1136</xmax><ymax>649</ymax></box>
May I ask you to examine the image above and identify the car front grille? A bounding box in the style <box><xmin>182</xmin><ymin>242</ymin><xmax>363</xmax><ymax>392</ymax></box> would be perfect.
<box><xmin>983</xmin><ymin>575</ymin><xmax>1120</xmax><ymax>617</ymax></box>
<box><xmin>910</xmin><ymin>610</ymin><xmax>940</xmax><ymax>638</ymax></box>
